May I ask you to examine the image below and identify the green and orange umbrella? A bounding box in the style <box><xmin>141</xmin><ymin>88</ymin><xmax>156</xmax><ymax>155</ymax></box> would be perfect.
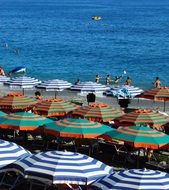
<box><xmin>138</xmin><ymin>87</ymin><xmax>169</xmax><ymax>111</ymax></box>
<box><xmin>44</xmin><ymin>118</ymin><xmax>113</xmax><ymax>139</ymax></box>
<box><xmin>33</xmin><ymin>98</ymin><xmax>79</xmax><ymax>117</ymax></box>
<box><xmin>0</xmin><ymin>112</ymin><xmax>52</xmax><ymax>131</ymax></box>
<box><xmin>115</xmin><ymin>109</ymin><xmax>169</xmax><ymax>128</ymax></box>
<box><xmin>106</xmin><ymin>125</ymin><xmax>169</xmax><ymax>149</ymax></box>
<box><xmin>72</xmin><ymin>103</ymin><xmax>124</xmax><ymax>123</ymax></box>
<box><xmin>0</xmin><ymin>92</ymin><xmax>37</xmax><ymax>112</ymax></box>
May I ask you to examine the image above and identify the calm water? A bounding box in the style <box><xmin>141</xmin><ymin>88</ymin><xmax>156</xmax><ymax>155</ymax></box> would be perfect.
<box><xmin>0</xmin><ymin>0</ymin><xmax>169</xmax><ymax>89</ymax></box>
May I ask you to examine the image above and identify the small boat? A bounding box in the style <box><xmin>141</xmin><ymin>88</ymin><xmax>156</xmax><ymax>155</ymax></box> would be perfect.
<box><xmin>8</xmin><ymin>66</ymin><xmax>26</xmax><ymax>76</ymax></box>
<box><xmin>92</xmin><ymin>16</ymin><xmax>102</xmax><ymax>21</ymax></box>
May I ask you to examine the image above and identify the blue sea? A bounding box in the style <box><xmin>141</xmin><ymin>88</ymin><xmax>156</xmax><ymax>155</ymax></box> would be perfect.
<box><xmin>0</xmin><ymin>0</ymin><xmax>169</xmax><ymax>89</ymax></box>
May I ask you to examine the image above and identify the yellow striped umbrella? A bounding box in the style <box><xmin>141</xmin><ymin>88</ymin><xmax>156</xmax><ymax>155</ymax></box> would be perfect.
<box><xmin>0</xmin><ymin>92</ymin><xmax>37</xmax><ymax>112</ymax></box>
<box><xmin>33</xmin><ymin>98</ymin><xmax>79</xmax><ymax>117</ymax></box>
<box><xmin>139</xmin><ymin>87</ymin><xmax>169</xmax><ymax>111</ymax></box>
<box><xmin>115</xmin><ymin>109</ymin><xmax>169</xmax><ymax>128</ymax></box>
<box><xmin>72</xmin><ymin>103</ymin><xmax>124</xmax><ymax>122</ymax></box>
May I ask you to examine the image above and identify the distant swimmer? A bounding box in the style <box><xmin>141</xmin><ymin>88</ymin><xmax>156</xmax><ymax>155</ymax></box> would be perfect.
<box><xmin>4</xmin><ymin>43</ymin><xmax>9</xmax><ymax>48</ymax></box>
<box><xmin>13</xmin><ymin>48</ymin><xmax>19</xmax><ymax>55</ymax></box>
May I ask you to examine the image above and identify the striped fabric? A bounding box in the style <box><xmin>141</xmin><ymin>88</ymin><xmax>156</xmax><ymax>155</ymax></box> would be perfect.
<box><xmin>0</xmin><ymin>76</ymin><xmax>10</xmax><ymax>84</ymax></box>
<box><xmin>0</xmin><ymin>112</ymin><xmax>52</xmax><ymax>131</ymax></box>
<box><xmin>70</xmin><ymin>82</ymin><xmax>110</xmax><ymax>92</ymax></box>
<box><xmin>72</xmin><ymin>103</ymin><xmax>124</xmax><ymax>122</ymax></box>
<box><xmin>92</xmin><ymin>169</ymin><xmax>169</xmax><ymax>190</ymax></box>
<box><xmin>44</xmin><ymin>118</ymin><xmax>113</xmax><ymax>138</ymax></box>
<box><xmin>106</xmin><ymin>125</ymin><xmax>169</xmax><ymax>149</ymax></box>
<box><xmin>5</xmin><ymin>76</ymin><xmax>41</xmax><ymax>88</ymax></box>
<box><xmin>0</xmin><ymin>139</ymin><xmax>31</xmax><ymax>169</ymax></box>
<box><xmin>33</xmin><ymin>98</ymin><xmax>79</xmax><ymax>117</ymax></box>
<box><xmin>5</xmin><ymin>151</ymin><xmax>113</xmax><ymax>185</ymax></box>
<box><xmin>0</xmin><ymin>111</ymin><xmax>6</xmax><ymax>116</ymax></box>
<box><xmin>115</xmin><ymin>109</ymin><xmax>169</xmax><ymax>128</ymax></box>
<box><xmin>0</xmin><ymin>93</ymin><xmax>37</xmax><ymax>111</ymax></box>
<box><xmin>36</xmin><ymin>79</ymin><xmax>72</xmax><ymax>91</ymax></box>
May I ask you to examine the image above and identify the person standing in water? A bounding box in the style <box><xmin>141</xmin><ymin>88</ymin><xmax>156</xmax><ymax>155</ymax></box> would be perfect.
<box><xmin>105</xmin><ymin>74</ymin><xmax>111</xmax><ymax>85</ymax></box>
<box><xmin>95</xmin><ymin>74</ymin><xmax>101</xmax><ymax>83</ymax></box>
<box><xmin>125</xmin><ymin>77</ymin><xmax>132</xmax><ymax>86</ymax></box>
<box><xmin>153</xmin><ymin>77</ymin><xmax>161</xmax><ymax>88</ymax></box>
<box><xmin>0</xmin><ymin>66</ymin><xmax>5</xmax><ymax>76</ymax></box>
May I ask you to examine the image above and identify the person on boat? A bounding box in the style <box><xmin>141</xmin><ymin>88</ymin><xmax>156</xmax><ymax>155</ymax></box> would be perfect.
<box><xmin>75</xmin><ymin>79</ymin><xmax>80</xmax><ymax>85</ymax></box>
<box><xmin>95</xmin><ymin>74</ymin><xmax>101</xmax><ymax>83</ymax></box>
<box><xmin>153</xmin><ymin>77</ymin><xmax>161</xmax><ymax>88</ymax></box>
<box><xmin>0</xmin><ymin>66</ymin><xmax>5</xmax><ymax>76</ymax></box>
<box><xmin>105</xmin><ymin>74</ymin><xmax>111</xmax><ymax>85</ymax></box>
<box><xmin>125</xmin><ymin>77</ymin><xmax>132</xmax><ymax>86</ymax></box>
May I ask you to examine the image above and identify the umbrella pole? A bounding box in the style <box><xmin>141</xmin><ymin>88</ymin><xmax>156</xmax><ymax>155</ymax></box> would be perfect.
<box><xmin>164</xmin><ymin>101</ymin><xmax>166</xmax><ymax>112</ymax></box>
<box><xmin>22</xmin><ymin>88</ymin><xmax>25</xmax><ymax>95</ymax></box>
<box><xmin>136</xmin><ymin>149</ymin><xmax>140</xmax><ymax>168</ymax></box>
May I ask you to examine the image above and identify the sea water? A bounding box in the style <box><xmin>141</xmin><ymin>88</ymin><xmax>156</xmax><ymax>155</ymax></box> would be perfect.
<box><xmin>0</xmin><ymin>0</ymin><xmax>169</xmax><ymax>89</ymax></box>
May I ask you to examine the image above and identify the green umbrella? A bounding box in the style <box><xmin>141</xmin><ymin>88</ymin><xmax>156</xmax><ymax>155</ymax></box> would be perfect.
<box><xmin>106</xmin><ymin>125</ymin><xmax>169</xmax><ymax>149</ymax></box>
<box><xmin>44</xmin><ymin>118</ymin><xmax>113</xmax><ymax>139</ymax></box>
<box><xmin>0</xmin><ymin>112</ymin><xmax>53</xmax><ymax>131</ymax></box>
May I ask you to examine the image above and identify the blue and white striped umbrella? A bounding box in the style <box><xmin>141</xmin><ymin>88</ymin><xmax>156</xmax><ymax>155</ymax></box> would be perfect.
<box><xmin>0</xmin><ymin>76</ymin><xmax>10</xmax><ymax>84</ymax></box>
<box><xmin>0</xmin><ymin>139</ymin><xmax>31</xmax><ymax>169</ymax></box>
<box><xmin>104</xmin><ymin>85</ymin><xmax>143</xmax><ymax>98</ymax></box>
<box><xmin>4</xmin><ymin>151</ymin><xmax>113</xmax><ymax>185</ymax></box>
<box><xmin>92</xmin><ymin>169</ymin><xmax>169</xmax><ymax>190</ymax></box>
<box><xmin>5</xmin><ymin>76</ymin><xmax>41</xmax><ymax>89</ymax></box>
<box><xmin>70</xmin><ymin>82</ymin><xmax>110</xmax><ymax>92</ymax></box>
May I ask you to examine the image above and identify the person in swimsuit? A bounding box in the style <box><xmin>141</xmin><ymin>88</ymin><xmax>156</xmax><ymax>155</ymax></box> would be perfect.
<box><xmin>95</xmin><ymin>74</ymin><xmax>101</xmax><ymax>83</ymax></box>
<box><xmin>153</xmin><ymin>77</ymin><xmax>161</xmax><ymax>88</ymax></box>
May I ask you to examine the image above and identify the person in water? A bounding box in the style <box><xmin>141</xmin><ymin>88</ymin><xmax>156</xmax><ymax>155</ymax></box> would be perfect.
<box><xmin>125</xmin><ymin>77</ymin><xmax>132</xmax><ymax>86</ymax></box>
<box><xmin>105</xmin><ymin>74</ymin><xmax>111</xmax><ymax>85</ymax></box>
<box><xmin>153</xmin><ymin>77</ymin><xmax>161</xmax><ymax>88</ymax></box>
<box><xmin>114</xmin><ymin>76</ymin><xmax>121</xmax><ymax>84</ymax></box>
<box><xmin>75</xmin><ymin>79</ymin><xmax>80</xmax><ymax>85</ymax></box>
<box><xmin>0</xmin><ymin>66</ymin><xmax>5</xmax><ymax>76</ymax></box>
<box><xmin>95</xmin><ymin>74</ymin><xmax>101</xmax><ymax>83</ymax></box>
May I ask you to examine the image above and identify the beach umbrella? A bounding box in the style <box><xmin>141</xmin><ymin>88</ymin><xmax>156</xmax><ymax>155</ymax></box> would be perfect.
<box><xmin>4</xmin><ymin>150</ymin><xmax>113</xmax><ymax>186</ymax></box>
<box><xmin>104</xmin><ymin>85</ymin><xmax>143</xmax><ymax>98</ymax></box>
<box><xmin>72</xmin><ymin>103</ymin><xmax>124</xmax><ymax>123</ymax></box>
<box><xmin>92</xmin><ymin>169</ymin><xmax>169</xmax><ymax>190</ymax></box>
<box><xmin>70</xmin><ymin>81</ymin><xmax>110</xmax><ymax>93</ymax></box>
<box><xmin>44</xmin><ymin>118</ymin><xmax>113</xmax><ymax>139</ymax></box>
<box><xmin>0</xmin><ymin>112</ymin><xmax>52</xmax><ymax>131</ymax></box>
<box><xmin>0</xmin><ymin>92</ymin><xmax>37</xmax><ymax>112</ymax></box>
<box><xmin>5</xmin><ymin>76</ymin><xmax>41</xmax><ymax>94</ymax></box>
<box><xmin>115</xmin><ymin>109</ymin><xmax>169</xmax><ymax>128</ymax></box>
<box><xmin>138</xmin><ymin>87</ymin><xmax>169</xmax><ymax>111</ymax></box>
<box><xmin>0</xmin><ymin>76</ymin><xmax>10</xmax><ymax>84</ymax></box>
<box><xmin>36</xmin><ymin>79</ymin><xmax>72</xmax><ymax>98</ymax></box>
<box><xmin>33</xmin><ymin>98</ymin><xmax>79</xmax><ymax>117</ymax></box>
<box><xmin>106</xmin><ymin>125</ymin><xmax>169</xmax><ymax>149</ymax></box>
<box><xmin>0</xmin><ymin>139</ymin><xmax>31</xmax><ymax>169</ymax></box>
<box><xmin>0</xmin><ymin>111</ymin><xmax>6</xmax><ymax>116</ymax></box>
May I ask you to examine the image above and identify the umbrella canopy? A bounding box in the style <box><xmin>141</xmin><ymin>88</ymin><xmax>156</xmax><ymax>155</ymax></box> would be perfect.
<box><xmin>4</xmin><ymin>150</ymin><xmax>113</xmax><ymax>185</ymax></box>
<box><xmin>70</xmin><ymin>81</ymin><xmax>110</xmax><ymax>92</ymax></box>
<box><xmin>72</xmin><ymin>103</ymin><xmax>124</xmax><ymax>122</ymax></box>
<box><xmin>0</xmin><ymin>112</ymin><xmax>52</xmax><ymax>131</ymax></box>
<box><xmin>138</xmin><ymin>87</ymin><xmax>169</xmax><ymax>111</ymax></box>
<box><xmin>0</xmin><ymin>139</ymin><xmax>31</xmax><ymax>169</ymax></box>
<box><xmin>33</xmin><ymin>98</ymin><xmax>79</xmax><ymax>117</ymax></box>
<box><xmin>0</xmin><ymin>92</ymin><xmax>37</xmax><ymax>111</ymax></box>
<box><xmin>106</xmin><ymin>125</ymin><xmax>169</xmax><ymax>149</ymax></box>
<box><xmin>5</xmin><ymin>76</ymin><xmax>41</xmax><ymax>89</ymax></box>
<box><xmin>44</xmin><ymin>118</ymin><xmax>113</xmax><ymax>139</ymax></box>
<box><xmin>0</xmin><ymin>111</ymin><xmax>6</xmax><ymax>116</ymax></box>
<box><xmin>36</xmin><ymin>79</ymin><xmax>72</xmax><ymax>98</ymax></box>
<box><xmin>92</xmin><ymin>169</ymin><xmax>169</xmax><ymax>190</ymax></box>
<box><xmin>115</xmin><ymin>109</ymin><xmax>169</xmax><ymax>128</ymax></box>
<box><xmin>0</xmin><ymin>76</ymin><xmax>10</xmax><ymax>84</ymax></box>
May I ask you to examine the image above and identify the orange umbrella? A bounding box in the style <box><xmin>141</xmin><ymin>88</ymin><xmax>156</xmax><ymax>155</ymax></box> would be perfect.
<box><xmin>33</xmin><ymin>98</ymin><xmax>79</xmax><ymax>117</ymax></box>
<box><xmin>0</xmin><ymin>92</ymin><xmax>37</xmax><ymax>112</ymax></box>
<box><xmin>72</xmin><ymin>103</ymin><xmax>124</xmax><ymax>123</ymax></box>
<box><xmin>138</xmin><ymin>87</ymin><xmax>169</xmax><ymax>111</ymax></box>
<box><xmin>115</xmin><ymin>109</ymin><xmax>169</xmax><ymax>128</ymax></box>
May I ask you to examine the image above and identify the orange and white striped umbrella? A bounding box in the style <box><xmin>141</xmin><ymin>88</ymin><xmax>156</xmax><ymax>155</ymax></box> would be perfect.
<box><xmin>72</xmin><ymin>103</ymin><xmax>124</xmax><ymax>123</ymax></box>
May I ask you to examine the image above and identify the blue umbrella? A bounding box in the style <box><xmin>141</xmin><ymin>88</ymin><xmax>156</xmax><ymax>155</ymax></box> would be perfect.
<box><xmin>4</xmin><ymin>150</ymin><xmax>113</xmax><ymax>185</ymax></box>
<box><xmin>0</xmin><ymin>139</ymin><xmax>31</xmax><ymax>169</ymax></box>
<box><xmin>92</xmin><ymin>169</ymin><xmax>169</xmax><ymax>190</ymax></box>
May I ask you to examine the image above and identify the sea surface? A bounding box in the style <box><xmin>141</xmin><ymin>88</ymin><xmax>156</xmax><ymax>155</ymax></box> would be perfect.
<box><xmin>0</xmin><ymin>0</ymin><xmax>169</xmax><ymax>89</ymax></box>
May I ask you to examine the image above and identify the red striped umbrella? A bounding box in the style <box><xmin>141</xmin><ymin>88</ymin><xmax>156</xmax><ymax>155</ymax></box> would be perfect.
<box><xmin>138</xmin><ymin>87</ymin><xmax>169</xmax><ymax>111</ymax></box>
<box><xmin>115</xmin><ymin>109</ymin><xmax>169</xmax><ymax>128</ymax></box>
<box><xmin>72</xmin><ymin>103</ymin><xmax>124</xmax><ymax>122</ymax></box>
<box><xmin>0</xmin><ymin>92</ymin><xmax>37</xmax><ymax>112</ymax></box>
<box><xmin>33</xmin><ymin>98</ymin><xmax>79</xmax><ymax>117</ymax></box>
